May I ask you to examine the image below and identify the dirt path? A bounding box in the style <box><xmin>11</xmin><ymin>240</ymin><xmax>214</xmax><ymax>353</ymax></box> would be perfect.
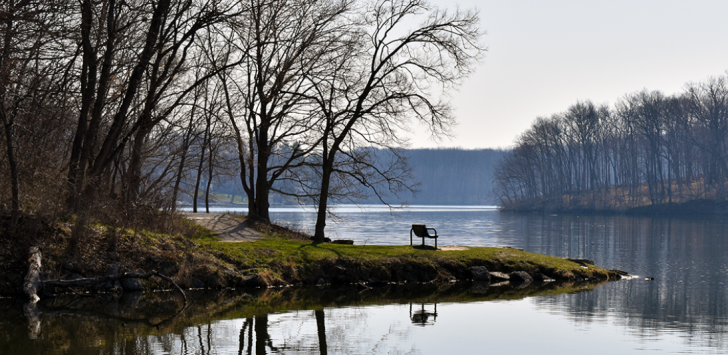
<box><xmin>180</xmin><ymin>212</ymin><xmax>264</xmax><ymax>242</ymax></box>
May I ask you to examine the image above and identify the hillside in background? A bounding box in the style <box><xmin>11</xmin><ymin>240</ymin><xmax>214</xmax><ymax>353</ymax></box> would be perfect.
<box><xmin>181</xmin><ymin>148</ymin><xmax>506</xmax><ymax>207</ymax></box>
<box><xmin>399</xmin><ymin>148</ymin><xmax>506</xmax><ymax>205</ymax></box>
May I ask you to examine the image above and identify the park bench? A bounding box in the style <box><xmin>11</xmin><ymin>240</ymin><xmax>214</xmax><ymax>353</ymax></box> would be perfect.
<box><xmin>410</xmin><ymin>224</ymin><xmax>438</xmax><ymax>248</ymax></box>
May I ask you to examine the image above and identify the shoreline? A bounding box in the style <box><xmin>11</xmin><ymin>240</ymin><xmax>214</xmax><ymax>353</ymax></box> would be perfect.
<box><xmin>0</xmin><ymin>214</ymin><xmax>625</xmax><ymax>298</ymax></box>
<box><xmin>499</xmin><ymin>198</ymin><xmax>728</xmax><ymax>217</ymax></box>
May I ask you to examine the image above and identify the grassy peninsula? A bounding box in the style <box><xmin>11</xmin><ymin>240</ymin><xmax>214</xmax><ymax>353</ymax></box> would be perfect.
<box><xmin>0</xmin><ymin>213</ymin><xmax>620</xmax><ymax>297</ymax></box>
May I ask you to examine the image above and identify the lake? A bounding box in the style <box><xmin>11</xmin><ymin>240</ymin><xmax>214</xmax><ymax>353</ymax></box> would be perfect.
<box><xmin>3</xmin><ymin>206</ymin><xmax>728</xmax><ymax>354</ymax></box>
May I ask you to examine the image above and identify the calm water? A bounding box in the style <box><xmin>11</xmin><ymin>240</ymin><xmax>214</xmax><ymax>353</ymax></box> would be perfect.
<box><xmin>4</xmin><ymin>206</ymin><xmax>728</xmax><ymax>354</ymax></box>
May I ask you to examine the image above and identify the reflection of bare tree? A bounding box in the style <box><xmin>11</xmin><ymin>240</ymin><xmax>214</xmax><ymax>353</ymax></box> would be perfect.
<box><xmin>181</xmin><ymin>332</ymin><xmax>189</xmax><ymax>354</ymax></box>
<box><xmin>153</xmin><ymin>333</ymin><xmax>178</xmax><ymax>354</ymax></box>
<box><xmin>255</xmin><ymin>315</ymin><xmax>268</xmax><ymax>354</ymax></box>
<box><xmin>236</xmin><ymin>316</ymin><xmax>278</xmax><ymax>354</ymax></box>
<box><xmin>197</xmin><ymin>325</ymin><xmax>205</xmax><ymax>354</ymax></box>
<box><xmin>238</xmin><ymin>318</ymin><xmax>252</xmax><ymax>355</ymax></box>
<box><xmin>7</xmin><ymin>283</ymin><xmax>619</xmax><ymax>354</ymax></box>
<box><xmin>315</xmin><ymin>309</ymin><xmax>328</xmax><ymax>355</ymax></box>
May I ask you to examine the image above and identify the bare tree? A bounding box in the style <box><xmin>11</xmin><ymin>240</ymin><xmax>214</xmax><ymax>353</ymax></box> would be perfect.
<box><xmin>212</xmin><ymin>0</ymin><xmax>351</xmax><ymax>221</ymax></box>
<box><xmin>493</xmin><ymin>74</ymin><xmax>728</xmax><ymax>212</ymax></box>
<box><xmin>170</xmin><ymin>89</ymin><xmax>204</xmax><ymax>212</ymax></box>
<box><xmin>66</xmin><ymin>0</ymin><xmax>242</xmax><ymax>213</ymax></box>
<box><xmin>0</xmin><ymin>0</ymin><xmax>70</xmax><ymax>229</ymax></box>
<box><xmin>685</xmin><ymin>76</ymin><xmax>728</xmax><ymax>199</ymax></box>
<box><xmin>306</xmin><ymin>0</ymin><xmax>483</xmax><ymax>242</ymax></box>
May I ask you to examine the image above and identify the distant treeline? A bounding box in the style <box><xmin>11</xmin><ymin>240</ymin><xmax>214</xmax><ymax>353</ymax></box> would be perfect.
<box><xmin>493</xmin><ymin>74</ymin><xmax>728</xmax><ymax>212</ymax></box>
<box><xmin>400</xmin><ymin>148</ymin><xmax>505</xmax><ymax>205</ymax></box>
<box><xmin>197</xmin><ymin>148</ymin><xmax>506</xmax><ymax>206</ymax></box>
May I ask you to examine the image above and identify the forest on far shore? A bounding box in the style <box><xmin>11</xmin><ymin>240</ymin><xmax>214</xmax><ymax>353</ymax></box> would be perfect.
<box><xmin>190</xmin><ymin>148</ymin><xmax>506</xmax><ymax>207</ymax></box>
<box><xmin>493</xmin><ymin>74</ymin><xmax>728</xmax><ymax>213</ymax></box>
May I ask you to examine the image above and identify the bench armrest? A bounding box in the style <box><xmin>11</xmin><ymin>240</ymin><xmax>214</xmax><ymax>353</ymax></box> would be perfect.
<box><xmin>427</xmin><ymin>228</ymin><xmax>438</xmax><ymax>236</ymax></box>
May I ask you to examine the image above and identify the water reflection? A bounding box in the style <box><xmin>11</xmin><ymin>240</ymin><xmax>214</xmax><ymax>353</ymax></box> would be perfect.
<box><xmin>265</xmin><ymin>209</ymin><xmax>728</xmax><ymax>345</ymax></box>
<box><xmin>0</xmin><ymin>281</ymin><xmax>604</xmax><ymax>355</ymax></box>
<box><xmin>5</xmin><ymin>209</ymin><xmax>728</xmax><ymax>353</ymax></box>
<box><xmin>238</xmin><ymin>315</ymin><xmax>277</xmax><ymax>355</ymax></box>
<box><xmin>512</xmin><ymin>216</ymin><xmax>728</xmax><ymax>323</ymax></box>
<box><xmin>409</xmin><ymin>303</ymin><xmax>437</xmax><ymax>326</ymax></box>
<box><xmin>500</xmin><ymin>213</ymin><xmax>728</xmax><ymax>352</ymax></box>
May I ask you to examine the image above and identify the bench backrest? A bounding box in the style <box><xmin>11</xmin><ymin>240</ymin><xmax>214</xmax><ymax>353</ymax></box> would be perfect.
<box><xmin>411</xmin><ymin>224</ymin><xmax>429</xmax><ymax>237</ymax></box>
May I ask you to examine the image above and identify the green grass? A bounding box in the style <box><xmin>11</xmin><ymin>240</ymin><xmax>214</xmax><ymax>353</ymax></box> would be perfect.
<box><xmin>197</xmin><ymin>233</ymin><xmax>609</xmax><ymax>281</ymax></box>
<box><xmin>3</xmin><ymin>214</ymin><xmax>614</xmax><ymax>297</ymax></box>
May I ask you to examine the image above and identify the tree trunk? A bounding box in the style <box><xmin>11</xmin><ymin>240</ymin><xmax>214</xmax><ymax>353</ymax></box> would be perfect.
<box><xmin>23</xmin><ymin>247</ymin><xmax>42</xmax><ymax>303</ymax></box>
<box><xmin>171</xmin><ymin>144</ymin><xmax>190</xmax><ymax>212</ymax></box>
<box><xmin>205</xmin><ymin>143</ymin><xmax>213</xmax><ymax>214</ymax></box>
<box><xmin>0</xmin><ymin>6</ymin><xmax>17</xmax><ymax>227</ymax></box>
<box><xmin>67</xmin><ymin>0</ymin><xmax>96</xmax><ymax>210</ymax></box>
<box><xmin>126</xmin><ymin>125</ymin><xmax>152</xmax><ymax>210</ymax></box>
<box><xmin>171</xmin><ymin>97</ymin><xmax>199</xmax><ymax>212</ymax></box>
<box><xmin>90</xmin><ymin>0</ymin><xmax>171</xmax><ymax>180</ymax></box>
<box><xmin>313</xmin><ymin>160</ymin><xmax>334</xmax><ymax>242</ymax></box>
<box><xmin>252</xmin><ymin>129</ymin><xmax>271</xmax><ymax>221</ymax></box>
<box><xmin>219</xmin><ymin>75</ymin><xmax>256</xmax><ymax>219</ymax></box>
<box><xmin>193</xmin><ymin>128</ymin><xmax>208</xmax><ymax>213</ymax></box>
<box><xmin>1</xmin><ymin>117</ymin><xmax>19</xmax><ymax>229</ymax></box>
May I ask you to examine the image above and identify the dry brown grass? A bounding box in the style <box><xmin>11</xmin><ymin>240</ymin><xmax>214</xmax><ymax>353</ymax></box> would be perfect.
<box><xmin>246</xmin><ymin>219</ymin><xmax>311</xmax><ymax>241</ymax></box>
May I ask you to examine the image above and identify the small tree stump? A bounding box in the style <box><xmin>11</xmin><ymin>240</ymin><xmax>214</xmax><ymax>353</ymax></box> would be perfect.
<box><xmin>23</xmin><ymin>247</ymin><xmax>43</xmax><ymax>303</ymax></box>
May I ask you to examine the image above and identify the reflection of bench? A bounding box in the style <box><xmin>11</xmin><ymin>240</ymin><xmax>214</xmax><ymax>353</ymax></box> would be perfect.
<box><xmin>410</xmin><ymin>224</ymin><xmax>438</xmax><ymax>248</ymax></box>
<box><xmin>410</xmin><ymin>303</ymin><xmax>438</xmax><ymax>326</ymax></box>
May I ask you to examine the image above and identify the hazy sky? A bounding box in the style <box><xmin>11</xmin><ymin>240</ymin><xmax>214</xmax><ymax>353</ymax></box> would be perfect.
<box><xmin>409</xmin><ymin>0</ymin><xmax>728</xmax><ymax>149</ymax></box>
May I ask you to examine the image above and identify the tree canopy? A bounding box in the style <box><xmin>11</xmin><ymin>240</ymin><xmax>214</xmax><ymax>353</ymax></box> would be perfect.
<box><xmin>0</xmin><ymin>0</ymin><xmax>484</xmax><ymax>241</ymax></box>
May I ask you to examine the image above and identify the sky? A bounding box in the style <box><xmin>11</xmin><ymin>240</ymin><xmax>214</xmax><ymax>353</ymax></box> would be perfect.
<box><xmin>409</xmin><ymin>0</ymin><xmax>728</xmax><ymax>149</ymax></box>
